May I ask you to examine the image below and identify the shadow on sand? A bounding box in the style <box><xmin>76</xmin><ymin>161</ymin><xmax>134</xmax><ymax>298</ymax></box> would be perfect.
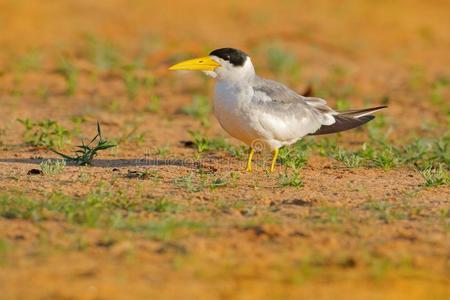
<box><xmin>0</xmin><ymin>158</ymin><xmax>203</xmax><ymax>169</ymax></box>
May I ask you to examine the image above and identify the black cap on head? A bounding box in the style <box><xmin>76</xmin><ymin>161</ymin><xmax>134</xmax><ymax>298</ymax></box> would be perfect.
<box><xmin>209</xmin><ymin>48</ymin><xmax>248</xmax><ymax>67</ymax></box>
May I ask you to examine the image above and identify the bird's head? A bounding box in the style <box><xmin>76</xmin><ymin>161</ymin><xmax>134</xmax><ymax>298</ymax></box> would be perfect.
<box><xmin>169</xmin><ymin>48</ymin><xmax>255</xmax><ymax>81</ymax></box>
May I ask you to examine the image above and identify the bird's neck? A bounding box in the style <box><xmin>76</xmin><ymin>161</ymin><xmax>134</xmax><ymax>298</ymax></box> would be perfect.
<box><xmin>217</xmin><ymin>59</ymin><xmax>256</xmax><ymax>85</ymax></box>
<box><xmin>215</xmin><ymin>74</ymin><xmax>255</xmax><ymax>107</ymax></box>
<box><xmin>217</xmin><ymin>73</ymin><xmax>255</xmax><ymax>87</ymax></box>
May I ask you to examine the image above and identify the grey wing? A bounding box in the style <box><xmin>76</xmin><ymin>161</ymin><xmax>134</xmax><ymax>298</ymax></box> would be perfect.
<box><xmin>252</xmin><ymin>77</ymin><xmax>337</xmax><ymax>126</ymax></box>
<box><xmin>248</xmin><ymin>77</ymin><xmax>337</xmax><ymax>141</ymax></box>
<box><xmin>252</xmin><ymin>77</ymin><xmax>306</xmax><ymax>104</ymax></box>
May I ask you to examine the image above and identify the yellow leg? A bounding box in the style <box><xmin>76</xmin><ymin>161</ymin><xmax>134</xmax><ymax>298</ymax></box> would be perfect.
<box><xmin>246</xmin><ymin>148</ymin><xmax>255</xmax><ymax>172</ymax></box>
<box><xmin>270</xmin><ymin>148</ymin><xmax>279</xmax><ymax>173</ymax></box>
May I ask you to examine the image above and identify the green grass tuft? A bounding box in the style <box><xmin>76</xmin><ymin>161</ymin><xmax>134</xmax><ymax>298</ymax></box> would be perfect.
<box><xmin>187</xmin><ymin>130</ymin><xmax>231</xmax><ymax>154</ymax></box>
<box><xmin>17</xmin><ymin>118</ymin><xmax>72</xmax><ymax>148</ymax></box>
<box><xmin>265</xmin><ymin>43</ymin><xmax>301</xmax><ymax>81</ymax></box>
<box><xmin>145</xmin><ymin>95</ymin><xmax>161</xmax><ymax>113</ymax></box>
<box><xmin>57</xmin><ymin>57</ymin><xmax>78</xmax><ymax>96</ymax></box>
<box><xmin>84</xmin><ymin>35</ymin><xmax>121</xmax><ymax>71</ymax></box>
<box><xmin>330</xmin><ymin>149</ymin><xmax>363</xmax><ymax>168</ymax></box>
<box><xmin>13</xmin><ymin>49</ymin><xmax>44</xmax><ymax>73</ymax></box>
<box><xmin>181</xmin><ymin>95</ymin><xmax>211</xmax><ymax>128</ymax></box>
<box><xmin>51</xmin><ymin>122</ymin><xmax>116</xmax><ymax>165</ymax></box>
<box><xmin>277</xmin><ymin>143</ymin><xmax>309</xmax><ymax>169</ymax></box>
<box><xmin>278</xmin><ymin>171</ymin><xmax>304</xmax><ymax>187</ymax></box>
<box><xmin>40</xmin><ymin>159</ymin><xmax>66</xmax><ymax>175</ymax></box>
<box><xmin>144</xmin><ymin>198</ymin><xmax>183</xmax><ymax>213</ymax></box>
<box><xmin>173</xmin><ymin>173</ymin><xmax>206</xmax><ymax>192</ymax></box>
<box><xmin>153</xmin><ymin>144</ymin><xmax>171</xmax><ymax>157</ymax></box>
<box><xmin>420</xmin><ymin>164</ymin><xmax>450</xmax><ymax>187</ymax></box>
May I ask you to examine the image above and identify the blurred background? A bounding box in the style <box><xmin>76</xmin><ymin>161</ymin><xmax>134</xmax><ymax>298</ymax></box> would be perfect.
<box><xmin>1</xmin><ymin>0</ymin><xmax>449</xmax><ymax>138</ymax></box>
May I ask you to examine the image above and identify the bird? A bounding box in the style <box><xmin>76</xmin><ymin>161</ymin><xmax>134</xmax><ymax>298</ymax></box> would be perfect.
<box><xmin>169</xmin><ymin>48</ymin><xmax>386</xmax><ymax>172</ymax></box>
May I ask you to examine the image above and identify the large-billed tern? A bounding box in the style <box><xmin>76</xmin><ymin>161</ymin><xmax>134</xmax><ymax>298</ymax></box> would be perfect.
<box><xmin>169</xmin><ymin>48</ymin><xmax>386</xmax><ymax>172</ymax></box>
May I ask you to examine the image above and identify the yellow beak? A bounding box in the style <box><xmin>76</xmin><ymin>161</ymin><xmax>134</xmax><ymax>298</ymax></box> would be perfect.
<box><xmin>168</xmin><ymin>56</ymin><xmax>221</xmax><ymax>71</ymax></box>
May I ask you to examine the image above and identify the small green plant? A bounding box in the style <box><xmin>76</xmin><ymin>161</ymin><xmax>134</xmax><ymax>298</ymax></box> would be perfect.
<box><xmin>0</xmin><ymin>195</ymin><xmax>41</xmax><ymax>220</ymax></box>
<box><xmin>114</xmin><ymin>121</ymin><xmax>145</xmax><ymax>145</ymax></box>
<box><xmin>363</xmin><ymin>201</ymin><xmax>407</xmax><ymax>223</ymax></box>
<box><xmin>77</xmin><ymin>172</ymin><xmax>91</xmax><ymax>183</ymax></box>
<box><xmin>127</xmin><ymin>169</ymin><xmax>162</xmax><ymax>182</ymax></box>
<box><xmin>420</xmin><ymin>164</ymin><xmax>449</xmax><ymax>187</ymax></box>
<box><xmin>70</xmin><ymin>115</ymin><xmax>87</xmax><ymax>135</ymax></box>
<box><xmin>51</xmin><ymin>122</ymin><xmax>116</xmax><ymax>165</ymax></box>
<box><xmin>173</xmin><ymin>173</ymin><xmax>206</xmax><ymax>193</ymax></box>
<box><xmin>57</xmin><ymin>57</ymin><xmax>78</xmax><ymax>95</ymax></box>
<box><xmin>0</xmin><ymin>238</ymin><xmax>8</xmax><ymax>257</ymax></box>
<box><xmin>18</xmin><ymin>118</ymin><xmax>71</xmax><ymax>148</ymax></box>
<box><xmin>36</xmin><ymin>85</ymin><xmax>51</xmax><ymax>101</ymax></box>
<box><xmin>431</xmin><ymin>136</ymin><xmax>450</xmax><ymax>167</ymax></box>
<box><xmin>107</xmin><ymin>99</ymin><xmax>122</xmax><ymax>113</ymax></box>
<box><xmin>226</xmin><ymin>145</ymin><xmax>245</xmax><ymax>159</ymax></box>
<box><xmin>371</xmin><ymin>147</ymin><xmax>398</xmax><ymax>169</ymax></box>
<box><xmin>145</xmin><ymin>95</ymin><xmax>161</xmax><ymax>113</ymax></box>
<box><xmin>314</xmin><ymin>65</ymin><xmax>353</xmax><ymax>100</ymax></box>
<box><xmin>367</xmin><ymin>115</ymin><xmax>389</xmax><ymax>143</ymax></box>
<box><xmin>277</xmin><ymin>146</ymin><xmax>308</xmax><ymax>169</ymax></box>
<box><xmin>265</xmin><ymin>44</ymin><xmax>301</xmax><ymax>80</ymax></box>
<box><xmin>430</xmin><ymin>76</ymin><xmax>449</xmax><ymax>105</ymax></box>
<box><xmin>278</xmin><ymin>171</ymin><xmax>304</xmax><ymax>187</ymax></box>
<box><xmin>120</xmin><ymin>64</ymin><xmax>156</xmax><ymax>101</ymax></box>
<box><xmin>153</xmin><ymin>145</ymin><xmax>171</xmax><ymax>157</ymax></box>
<box><xmin>408</xmin><ymin>65</ymin><xmax>426</xmax><ymax>90</ymax></box>
<box><xmin>209</xmin><ymin>177</ymin><xmax>228</xmax><ymax>189</ymax></box>
<box><xmin>174</xmin><ymin>174</ymin><xmax>231</xmax><ymax>192</ymax></box>
<box><xmin>121</xmin><ymin>64</ymin><xmax>140</xmax><ymax>101</ymax></box>
<box><xmin>316</xmin><ymin>137</ymin><xmax>338</xmax><ymax>156</ymax></box>
<box><xmin>180</xmin><ymin>95</ymin><xmax>211</xmax><ymax>127</ymax></box>
<box><xmin>142</xmin><ymin>219</ymin><xmax>208</xmax><ymax>241</ymax></box>
<box><xmin>399</xmin><ymin>139</ymin><xmax>429</xmax><ymax>166</ymax></box>
<box><xmin>40</xmin><ymin>159</ymin><xmax>66</xmax><ymax>175</ymax></box>
<box><xmin>144</xmin><ymin>198</ymin><xmax>182</xmax><ymax>213</ymax></box>
<box><xmin>336</xmin><ymin>99</ymin><xmax>351</xmax><ymax>111</ymax></box>
<box><xmin>13</xmin><ymin>49</ymin><xmax>43</xmax><ymax>72</ymax></box>
<box><xmin>0</xmin><ymin>127</ymin><xmax>6</xmax><ymax>146</ymax></box>
<box><xmin>196</xmin><ymin>174</ymin><xmax>237</xmax><ymax>191</ymax></box>
<box><xmin>364</xmin><ymin>201</ymin><xmax>394</xmax><ymax>223</ymax></box>
<box><xmin>84</xmin><ymin>35</ymin><xmax>121</xmax><ymax>71</ymax></box>
<box><xmin>189</xmin><ymin>130</ymin><xmax>209</xmax><ymax>153</ymax></box>
<box><xmin>311</xmin><ymin>207</ymin><xmax>343</xmax><ymax>224</ymax></box>
<box><xmin>332</xmin><ymin>149</ymin><xmax>363</xmax><ymax>168</ymax></box>
<box><xmin>187</xmin><ymin>130</ymin><xmax>230</xmax><ymax>154</ymax></box>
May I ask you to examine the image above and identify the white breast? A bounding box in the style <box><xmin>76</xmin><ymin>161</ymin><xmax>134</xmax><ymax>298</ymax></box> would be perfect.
<box><xmin>213</xmin><ymin>81</ymin><xmax>264</xmax><ymax>147</ymax></box>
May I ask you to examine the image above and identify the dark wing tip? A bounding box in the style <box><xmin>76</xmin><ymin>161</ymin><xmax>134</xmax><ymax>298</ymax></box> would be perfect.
<box><xmin>310</xmin><ymin>115</ymin><xmax>375</xmax><ymax>136</ymax></box>
<box><xmin>338</xmin><ymin>105</ymin><xmax>387</xmax><ymax>117</ymax></box>
<box><xmin>359</xmin><ymin>115</ymin><xmax>375</xmax><ymax>122</ymax></box>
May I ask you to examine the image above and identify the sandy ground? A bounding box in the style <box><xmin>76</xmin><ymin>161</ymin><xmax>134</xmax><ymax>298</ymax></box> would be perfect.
<box><xmin>0</xmin><ymin>1</ymin><xmax>449</xmax><ymax>299</ymax></box>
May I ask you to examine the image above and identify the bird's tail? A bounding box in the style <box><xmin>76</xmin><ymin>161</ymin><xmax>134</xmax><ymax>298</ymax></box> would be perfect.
<box><xmin>310</xmin><ymin>105</ymin><xmax>387</xmax><ymax>136</ymax></box>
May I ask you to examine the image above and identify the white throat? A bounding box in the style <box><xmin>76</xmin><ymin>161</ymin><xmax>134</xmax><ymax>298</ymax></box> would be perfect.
<box><xmin>211</xmin><ymin>57</ymin><xmax>256</xmax><ymax>84</ymax></box>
